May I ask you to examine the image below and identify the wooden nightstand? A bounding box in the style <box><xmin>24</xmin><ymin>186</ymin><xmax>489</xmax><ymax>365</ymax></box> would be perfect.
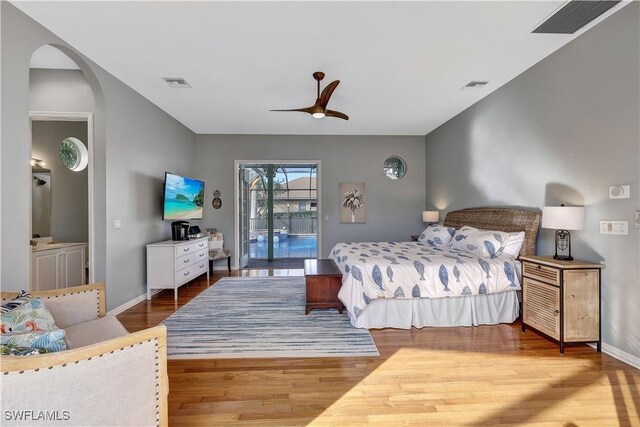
<box><xmin>304</xmin><ymin>259</ymin><xmax>344</xmax><ymax>314</ymax></box>
<box><xmin>520</xmin><ymin>256</ymin><xmax>603</xmax><ymax>353</ymax></box>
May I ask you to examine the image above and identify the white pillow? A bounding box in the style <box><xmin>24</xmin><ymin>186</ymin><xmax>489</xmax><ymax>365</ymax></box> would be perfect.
<box><xmin>502</xmin><ymin>231</ymin><xmax>525</xmax><ymax>258</ymax></box>
<box><xmin>417</xmin><ymin>224</ymin><xmax>456</xmax><ymax>247</ymax></box>
<box><xmin>450</xmin><ymin>226</ymin><xmax>508</xmax><ymax>258</ymax></box>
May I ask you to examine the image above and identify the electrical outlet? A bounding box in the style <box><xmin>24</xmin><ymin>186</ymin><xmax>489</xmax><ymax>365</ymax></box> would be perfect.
<box><xmin>635</xmin><ymin>212</ymin><xmax>640</xmax><ymax>229</ymax></box>
<box><xmin>600</xmin><ymin>221</ymin><xmax>628</xmax><ymax>235</ymax></box>
<box><xmin>113</xmin><ymin>219</ymin><xmax>121</xmax><ymax>229</ymax></box>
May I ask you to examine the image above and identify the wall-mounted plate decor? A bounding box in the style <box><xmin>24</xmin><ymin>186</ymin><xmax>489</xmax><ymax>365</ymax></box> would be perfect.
<box><xmin>212</xmin><ymin>189</ymin><xmax>222</xmax><ymax>209</ymax></box>
<box><xmin>383</xmin><ymin>155</ymin><xmax>406</xmax><ymax>180</ymax></box>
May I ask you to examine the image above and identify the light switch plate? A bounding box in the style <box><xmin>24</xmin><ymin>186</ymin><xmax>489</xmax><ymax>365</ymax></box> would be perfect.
<box><xmin>609</xmin><ymin>185</ymin><xmax>630</xmax><ymax>199</ymax></box>
<box><xmin>113</xmin><ymin>219</ymin><xmax>121</xmax><ymax>229</ymax></box>
<box><xmin>600</xmin><ymin>220</ymin><xmax>628</xmax><ymax>235</ymax></box>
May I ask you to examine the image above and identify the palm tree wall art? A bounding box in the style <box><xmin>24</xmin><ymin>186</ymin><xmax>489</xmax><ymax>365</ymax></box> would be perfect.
<box><xmin>340</xmin><ymin>182</ymin><xmax>366</xmax><ymax>223</ymax></box>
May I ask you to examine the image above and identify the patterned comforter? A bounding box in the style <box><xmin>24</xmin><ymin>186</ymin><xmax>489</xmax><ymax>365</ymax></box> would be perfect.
<box><xmin>329</xmin><ymin>241</ymin><xmax>521</xmax><ymax>320</ymax></box>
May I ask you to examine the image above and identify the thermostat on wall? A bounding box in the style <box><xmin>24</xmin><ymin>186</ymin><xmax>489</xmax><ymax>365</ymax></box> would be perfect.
<box><xmin>609</xmin><ymin>185</ymin><xmax>630</xmax><ymax>199</ymax></box>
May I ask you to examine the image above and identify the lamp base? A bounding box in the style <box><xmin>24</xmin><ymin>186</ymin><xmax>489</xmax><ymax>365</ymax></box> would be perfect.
<box><xmin>553</xmin><ymin>254</ymin><xmax>574</xmax><ymax>261</ymax></box>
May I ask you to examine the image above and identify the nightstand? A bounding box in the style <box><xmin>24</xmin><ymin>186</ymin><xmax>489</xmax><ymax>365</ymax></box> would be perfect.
<box><xmin>520</xmin><ymin>256</ymin><xmax>603</xmax><ymax>353</ymax></box>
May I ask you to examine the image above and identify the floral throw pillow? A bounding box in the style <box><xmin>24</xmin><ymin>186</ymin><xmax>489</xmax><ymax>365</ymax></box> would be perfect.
<box><xmin>1</xmin><ymin>290</ymin><xmax>32</xmax><ymax>315</ymax></box>
<box><xmin>1</xmin><ymin>297</ymin><xmax>58</xmax><ymax>334</ymax></box>
<box><xmin>418</xmin><ymin>224</ymin><xmax>456</xmax><ymax>247</ymax></box>
<box><xmin>450</xmin><ymin>226</ymin><xmax>508</xmax><ymax>258</ymax></box>
<box><xmin>0</xmin><ymin>329</ymin><xmax>67</xmax><ymax>353</ymax></box>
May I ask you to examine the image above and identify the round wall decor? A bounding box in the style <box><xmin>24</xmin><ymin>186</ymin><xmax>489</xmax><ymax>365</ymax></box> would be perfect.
<box><xmin>59</xmin><ymin>137</ymin><xmax>88</xmax><ymax>172</ymax></box>
<box><xmin>212</xmin><ymin>189</ymin><xmax>222</xmax><ymax>209</ymax></box>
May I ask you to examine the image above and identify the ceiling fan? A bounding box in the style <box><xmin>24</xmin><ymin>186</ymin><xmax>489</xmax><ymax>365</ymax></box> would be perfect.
<box><xmin>270</xmin><ymin>71</ymin><xmax>349</xmax><ymax>120</ymax></box>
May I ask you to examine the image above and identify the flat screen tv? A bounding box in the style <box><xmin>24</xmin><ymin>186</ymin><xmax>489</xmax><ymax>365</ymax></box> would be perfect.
<box><xmin>162</xmin><ymin>172</ymin><xmax>205</xmax><ymax>220</ymax></box>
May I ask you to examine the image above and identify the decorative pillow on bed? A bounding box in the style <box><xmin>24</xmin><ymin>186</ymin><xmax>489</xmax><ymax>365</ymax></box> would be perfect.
<box><xmin>450</xmin><ymin>226</ymin><xmax>508</xmax><ymax>258</ymax></box>
<box><xmin>417</xmin><ymin>224</ymin><xmax>456</xmax><ymax>247</ymax></box>
<box><xmin>502</xmin><ymin>231</ymin><xmax>526</xmax><ymax>258</ymax></box>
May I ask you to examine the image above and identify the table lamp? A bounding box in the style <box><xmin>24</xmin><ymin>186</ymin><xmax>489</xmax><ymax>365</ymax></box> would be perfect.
<box><xmin>542</xmin><ymin>204</ymin><xmax>584</xmax><ymax>261</ymax></box>
<box><xmin>422</xmin><ymin>210</ymin><xmax>439</xmax><ymax>224</ymax></box>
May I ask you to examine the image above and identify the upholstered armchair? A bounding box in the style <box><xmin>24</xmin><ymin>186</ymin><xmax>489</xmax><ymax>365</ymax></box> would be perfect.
<box><xmin>0</xmin><ymin>284</ymin><xmax>168</xmax><ymax>426</ymax></box>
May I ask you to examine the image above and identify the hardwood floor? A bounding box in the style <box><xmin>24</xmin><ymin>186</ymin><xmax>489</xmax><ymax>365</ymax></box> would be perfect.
<box><xmin>117</xmin><ymin>271</ymin><xmax>640</xmax><ymax>426</ymax></box>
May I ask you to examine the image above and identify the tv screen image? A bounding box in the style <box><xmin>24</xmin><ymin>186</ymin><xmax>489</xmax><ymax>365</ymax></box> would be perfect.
<box><xmin>163</xmin><ymin>172</ymin><xmax>204</xmax><ymax>220</ymax></box>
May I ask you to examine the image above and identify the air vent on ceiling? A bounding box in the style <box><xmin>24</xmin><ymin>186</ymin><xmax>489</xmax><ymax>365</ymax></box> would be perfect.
<box><xmin>532</xmin><ymin>0</ymin><xmax>621</xmax><ymax>34</ymax></box>
<box><xmin>163</xmin><ymin>77</ymin><xmax>191</xmax><ymax>88</ymax></box>
<box><xmin>461</xmin><ymin>81</ymin><xmax>489</xmax><ymax>91</ymax></box>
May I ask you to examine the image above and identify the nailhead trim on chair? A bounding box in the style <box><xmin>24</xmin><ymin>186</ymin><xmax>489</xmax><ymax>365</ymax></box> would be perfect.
<box><xmin>42</xmin><ymin>289</ymin><xmax>101</xmax><ymax>318</ymax></box>
<box><xmin>3</xmin><ymin>338</ymin><xmax>161</xmax><ymax>427</ymax></box>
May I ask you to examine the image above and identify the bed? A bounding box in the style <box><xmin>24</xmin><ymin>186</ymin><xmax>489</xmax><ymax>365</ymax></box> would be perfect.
<box><xmin>330</xmin><ymin>207</ymin><xmax>541</xmax><ymax>329</ymax></box>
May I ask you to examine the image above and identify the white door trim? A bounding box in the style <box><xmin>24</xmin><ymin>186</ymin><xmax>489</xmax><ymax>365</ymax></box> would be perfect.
<box><xmin>29</xmin><ymin>111</ymin><xmax>95</xmax><ymax>285</ymax></box>
<box><xmin>233</xmin><ymin>160</ymin><xmax>322</xmax><ymax>269</ymax></box>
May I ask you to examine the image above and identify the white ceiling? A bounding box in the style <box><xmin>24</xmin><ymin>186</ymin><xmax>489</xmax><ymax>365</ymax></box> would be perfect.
<box><xmin>13</xmin><ymin>1</ymin><xmax>628</xmax><ymax>135</ymax></box>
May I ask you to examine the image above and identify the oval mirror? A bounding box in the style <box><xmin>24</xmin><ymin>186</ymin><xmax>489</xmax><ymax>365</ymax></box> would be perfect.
<box><xmin>383</xmin><ymin>156</ymin><xmax>406</xmax><ymax>180</ymax></box>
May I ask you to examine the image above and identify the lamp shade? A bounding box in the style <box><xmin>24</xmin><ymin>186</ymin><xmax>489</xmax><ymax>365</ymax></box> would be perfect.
<box><xmin>422</xmin><ymin>210</ymin><xmax>439</xmax><ymax>223</ymax></box>
<box><xmin>542</xmin><ymin>206</ymin><xmax>584</xmax><ymax>230</ymax></box>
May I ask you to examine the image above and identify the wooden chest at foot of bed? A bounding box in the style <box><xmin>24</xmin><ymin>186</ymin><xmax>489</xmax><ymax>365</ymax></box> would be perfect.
<box><xmin>304</xmin><ymin>259</ymin><xmax>344</xmax><ymax>314</ymax></box>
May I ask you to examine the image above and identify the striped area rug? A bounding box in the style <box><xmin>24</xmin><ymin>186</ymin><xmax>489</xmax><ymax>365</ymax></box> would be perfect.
<box><xmin>162</xmin><ymin>276</ymin><xmax>379</xmax><ymax>359</ymax></box>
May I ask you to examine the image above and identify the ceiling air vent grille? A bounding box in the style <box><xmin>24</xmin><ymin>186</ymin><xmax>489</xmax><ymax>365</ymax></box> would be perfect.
<box><xmin>461</xmin><ymin>81</ymin><xmax>489</xmax><ymax>91</ymax></box>
<box><xmin>163</xmin><ymin>77</ymin><xmax>191</xmax><ymax>88</ymax></box>
<box><xmin>533</xmin><ymin>0</ymin><xmax>621</xmax><ymax>34</ymax></box>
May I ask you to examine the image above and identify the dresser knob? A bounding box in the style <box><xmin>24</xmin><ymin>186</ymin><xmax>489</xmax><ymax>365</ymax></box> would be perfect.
<box><xmin>554</xmin><ymin>310</ymin><xmax>559</xmax><ymax>316</ymax></box>
<box><xmin>537</xmin><ymin>265</ymin><xmax>542</xmax><ymax>270</ymax></box>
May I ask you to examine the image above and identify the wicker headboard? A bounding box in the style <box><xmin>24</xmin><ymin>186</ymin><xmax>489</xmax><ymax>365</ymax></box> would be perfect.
<box><xmin>443</xmin><ymin>207</ymin><xmax>541</xmax><ymax>257</ymax></box>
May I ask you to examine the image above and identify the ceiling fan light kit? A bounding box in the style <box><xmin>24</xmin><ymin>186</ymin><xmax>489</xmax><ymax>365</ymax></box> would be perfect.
<box><xmin>271</xmin><ymin>71</ymin><xmax>349</xmax><ymax>121</ymax></box>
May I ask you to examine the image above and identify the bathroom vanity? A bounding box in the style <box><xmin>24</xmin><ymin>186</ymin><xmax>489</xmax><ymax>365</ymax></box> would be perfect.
<box><xmin>31</xmin><ymin>242</ymin><xmax>87</xmax><ymax>291</ymax></box>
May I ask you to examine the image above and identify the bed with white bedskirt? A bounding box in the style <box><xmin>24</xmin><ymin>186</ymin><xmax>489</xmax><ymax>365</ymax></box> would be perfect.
<box><xmin>330</xmin><ymin>207</ymin><xmax>542</xmax><ymax>329</ymax></box>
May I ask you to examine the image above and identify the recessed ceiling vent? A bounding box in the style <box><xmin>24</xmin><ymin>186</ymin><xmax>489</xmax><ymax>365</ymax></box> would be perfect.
<box><xmin>163</xmin><ymin>77</ymin><xmax>191</xmax><ymax>88</ymax></box>
<box><xmin>461</xmin><ymin>81</ymin><xmax>489</xmax><ymax>91</ymax></box>
<box><xmin>532</xmin><ymin>0</ymin><xmax>620</xmax><ymax>34</ymax></box>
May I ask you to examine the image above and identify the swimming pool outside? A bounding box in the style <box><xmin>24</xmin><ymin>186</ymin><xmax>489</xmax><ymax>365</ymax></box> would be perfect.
<box><xmin>250</xmin><ymin>235</ymin><xmax>317</xmax><ymax>259</ymax></box>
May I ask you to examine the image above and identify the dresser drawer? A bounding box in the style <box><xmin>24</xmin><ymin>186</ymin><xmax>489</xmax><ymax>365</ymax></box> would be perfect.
<box><xmin>193</xmin><ymin>259</ymin><xmax>208</xmax><ymax>276</ymax></box>
<box><xmin>176</xmin><ymin>265</ymin><xmax>195</xmax><ymax>285</ymax></box>
<box><xmin>523</xmin><ymin>261</ymin><xmax>560</xmax><ymax>286</ymax></box>
<box><xmin>175</xmin><ymin>244</ymin><xmax>193</xmax><ymax>257</ymax></box>
<box><xmin>192</xmin><ymin>239</ymin><xmax>208</xmax><ymax>252</ymax></box>
<box><xmin>176</xmin><ymin>253</ymin><xmax>193</xmax><ymax>269</ymax></box>
<box><xmin>194</xmin><ymin>249</ymin><xmax>208</xmax><ymax>264</ymax></box>
<box><xmin>523</xmin><ymin>277</ymin><xmax>560</xmax><ymax>340</ymax></box>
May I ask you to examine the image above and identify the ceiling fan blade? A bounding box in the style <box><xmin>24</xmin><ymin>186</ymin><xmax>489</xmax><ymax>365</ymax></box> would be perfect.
<box><xmin>270</xmin><ymin>107</ymin><xmax>315</xmax><ymax>114</ymax></box>
<box><xmin>319</xmin><ymin>80</ymin><xmax>340</xmax><ymax>107</ymax></box>
<box><xmin>325</xmin><ymin>110</ymin><xmax>349</xmax><ymax>120</ymax></box>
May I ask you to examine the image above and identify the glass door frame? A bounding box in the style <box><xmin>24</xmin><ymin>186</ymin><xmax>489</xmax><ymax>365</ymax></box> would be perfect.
<box><xmin>234</xmin><ymin>160</ymin><xmax>321</xmax><ymax>268</ymax></box>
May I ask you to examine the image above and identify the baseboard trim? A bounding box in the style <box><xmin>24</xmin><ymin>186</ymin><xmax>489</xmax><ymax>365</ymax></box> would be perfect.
<box><xmin>108</xmin><ymin>290</ymin><xmax>162</xmax><ymax>316</ymax></box>
<box><xmin>588</xmin><ymin>342</ymin><xmax>640</xmax><ymax>370</ymax></box>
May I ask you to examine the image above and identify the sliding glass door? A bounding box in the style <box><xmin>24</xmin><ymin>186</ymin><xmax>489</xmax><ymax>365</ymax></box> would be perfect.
<box><xmin>239</xmin><ymin>162</ymin><xmax>318</xmax><ymax>264</ymax></box>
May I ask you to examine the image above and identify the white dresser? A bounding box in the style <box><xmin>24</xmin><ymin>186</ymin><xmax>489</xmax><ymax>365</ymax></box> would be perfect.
<box><xmin>146</xmin><ymin>237</ymin><xmax>209</xmax><ymax>300</ymax></box>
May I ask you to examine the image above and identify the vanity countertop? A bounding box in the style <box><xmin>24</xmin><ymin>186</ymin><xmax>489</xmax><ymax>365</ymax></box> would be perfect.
<box><xmin>32</xmin><ymin>242</ymin><xmax>87</xmax><ymax>252</ymax></box>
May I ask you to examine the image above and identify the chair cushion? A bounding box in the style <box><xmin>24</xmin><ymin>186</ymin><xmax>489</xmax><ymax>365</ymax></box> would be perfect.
<box><xmin>65</xmin><ymin>316</ymin><xmax>128</xmax><ymax>349</ymax></box>
<box><xmin>209</xmin><ymin>249</ymin><xmax>231</xmax><ymax>260</ymax></box>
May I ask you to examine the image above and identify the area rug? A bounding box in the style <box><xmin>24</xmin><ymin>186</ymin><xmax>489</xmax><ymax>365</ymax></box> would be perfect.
<box><xmin>162</xmin><ymin>276</ymin><xmax>379</xmax><ymax>359</ymax></box>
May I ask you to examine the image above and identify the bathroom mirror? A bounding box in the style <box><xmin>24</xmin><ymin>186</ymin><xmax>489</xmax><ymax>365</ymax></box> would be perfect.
<box><xmin>383</xmin><ymin>156</ymin><xmax>407</xmax><ymax>180</ymax></box>
<box><xmin>32</xmin><ymin>170</ymin><xmax>51</xmax><ymax>238</ymax></box>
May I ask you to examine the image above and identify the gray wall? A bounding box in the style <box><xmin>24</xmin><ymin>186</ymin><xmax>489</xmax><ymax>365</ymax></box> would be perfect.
<box><xmin>31</xmin><ymin>120</ymin><xmax>89</xmax><ymax>242</ymax></box>
<box><xmin>1</xmin><ymin>3</ymin><xmax>196</xmax><ymax>310</ymax></box>
<box><xmin>424</xmin><ymin>4</ymin><xmax>639</xmax><ymax>359</ymax></box>
<box><xmin>194</xmin><ymin>135</ymin><xmax>425</xmax><ymax>266</ymax></box>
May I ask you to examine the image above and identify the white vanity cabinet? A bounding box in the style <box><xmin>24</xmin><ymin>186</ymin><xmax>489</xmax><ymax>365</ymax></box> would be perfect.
<box><xmin>146</xmin><ymin>237</ymin><xmax>209</xmax><ymax>301</ymax></box>
<box><xmin>31</xmin><ymin>243</ymin><xmax>87</xmax><ymax>291</ymax></box>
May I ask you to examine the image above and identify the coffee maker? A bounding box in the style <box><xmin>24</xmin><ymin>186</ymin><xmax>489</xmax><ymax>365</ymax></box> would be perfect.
<box><xmin>171</xmin><ymin>221</ymin><xmax>190</xmax><ymax>241</ymax></box>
